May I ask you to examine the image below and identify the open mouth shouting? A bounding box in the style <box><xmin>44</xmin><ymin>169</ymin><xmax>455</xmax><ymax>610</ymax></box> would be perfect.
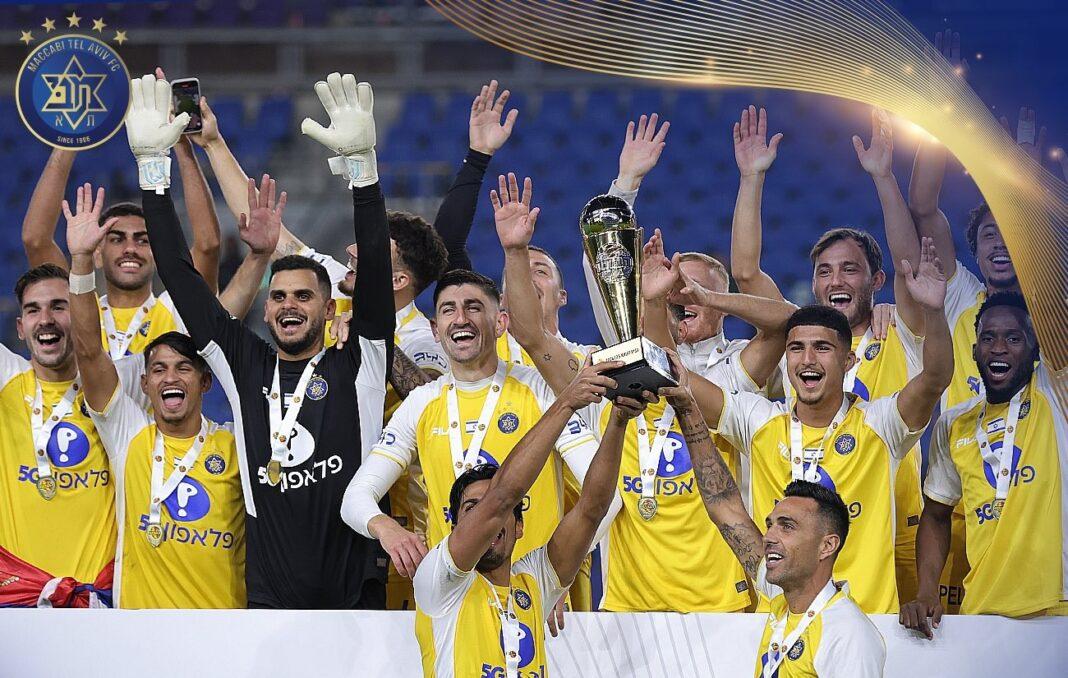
<box><xmin>988</xmin><ymin>252</ymin><xmax>1013</xmax><ymax>271</ymax></box>
<box><xmin>159</xmin><ymin>386</ymin><xmax>187</xmax><ymax>413</ymax></box>
<box><xmin>765</xmin><ymin>547</ymin><xmax>785</xmax><ymax>572</ymax></box>
<box><xmin>827</xmin><ymin>291</ymin><xmax>852</xmax><ymax>312</ymax></box>
<box><xmin>984</xmin><ymin>359</ymin><xmax>1014</xmax><ymax>385</ymax></box>
<box><xmin>448</xmin><ymin>325</ymin><xmax>479</xmax><ymax>351</ymax></box>
<box><xmin>796</xmin><ymin>368</ymin><xmax>825</xmax><ymax>390</ymax></box>
<box><xmin>276</xmin><ymin>311</ymin><xmax>307</xmax><ymax>337</ymax></box>
<box><xmin>35</xmin><ymin>328</ymin><xmax>63</xmax><ymax>348</ymax></box>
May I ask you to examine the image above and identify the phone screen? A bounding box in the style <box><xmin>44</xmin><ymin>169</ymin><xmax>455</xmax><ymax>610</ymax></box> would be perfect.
<box><xmin>172</xmin><ymin>79</ymin><xmax>203</xmax><ymax>134</ymax></box>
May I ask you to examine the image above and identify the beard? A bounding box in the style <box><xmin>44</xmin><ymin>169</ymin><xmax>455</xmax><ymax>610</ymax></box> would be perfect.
<box><xmin>270</xmin><ymin>320</ymin><xmax>325</xmax><ymax>356</ymax></box>
<box><xmin>104</xmin><ymin>267</ymin><xmax>153</xmax><ymax>292</ymax></box>
<box><xmin>982</xmin><ymin>360</ymin><xmax>1036</xmax><ymax>404</ymax></box>
<box><xmin>475</xmin><ymin>546</ymin><xmax>508</xmax><ymax>573</ymax></box>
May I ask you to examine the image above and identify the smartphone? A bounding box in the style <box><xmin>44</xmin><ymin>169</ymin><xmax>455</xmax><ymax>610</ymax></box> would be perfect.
<box><xmin>171</xmin><ymin>77</ymin><xmax>203</xmax><ymax>134</ymax></box>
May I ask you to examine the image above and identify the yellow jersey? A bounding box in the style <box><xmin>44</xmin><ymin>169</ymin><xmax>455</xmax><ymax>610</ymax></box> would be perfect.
<box><xmin>371</xmin><ymin>361</ymin><xmax>599</xmax><ymax>555</ymax></box>
<box><xmin>0</xmin><ymin>347</ymin><xmax>116</xmax><ymax>583</ymax></box>
<box><xmin>414</xmin><ymin>537</ymin><xmax>567</xmax><ymax>678</ymax></box>
<box><xmin>716</xmin><ymin>390</ymin><xmax>922</xmax><ymax>613</ymax></box>
<box><xmin>753</xmin><ymin>566</ymin><xmax>885</xmax><ymax>678</ymax></box>
<box><xmin>943</xmin><ymin>262</ymin><xmax>987</xmax><ymax>410</ymax></box>
<box><xmin>90</xmin><ymin>386</ymin><xmax>245</xmax><ymax>609</ymax></box>
<box><xmin>589</xmin><ymin>395</ymin><xmax>751</xmax><ymax>612</ymax></box>
<box><xmin>925</xmin><ymin>364</ymin><xmax>1068</xmax><ymax>617</ymax></box>
<box><xmin>97</xmin><ymin>291</ymin><xmax>186</xmax><ymax>358</ymax></box>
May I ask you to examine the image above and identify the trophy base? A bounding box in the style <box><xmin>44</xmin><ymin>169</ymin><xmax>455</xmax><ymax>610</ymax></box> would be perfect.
<box><xmin>590</xmin><ymin>336</ymin><xmax>677</xmax><ymax>400</ymax></box>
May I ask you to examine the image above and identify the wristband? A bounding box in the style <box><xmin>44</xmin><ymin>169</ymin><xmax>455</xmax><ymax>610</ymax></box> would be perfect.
<box><xmin>68</xmin><ymin>271</ymin><xmax>97</xmax><ymax>295</ymax></box>
<box><xmin>328</xmin><ymin>149</ymin><xmax>378</xmax><ymax>188</ymax></box>
<box><xmin>137</xmin><ymin>155</ymin><xmax>172</xmax><ymax>194</ymax></box>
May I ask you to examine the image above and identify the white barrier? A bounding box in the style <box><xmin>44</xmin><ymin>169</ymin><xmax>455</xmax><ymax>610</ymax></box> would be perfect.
<box><xmin>1</xmin><ymin>610</ymin><xmax>1064</xmax><ymax>676</ymax></box>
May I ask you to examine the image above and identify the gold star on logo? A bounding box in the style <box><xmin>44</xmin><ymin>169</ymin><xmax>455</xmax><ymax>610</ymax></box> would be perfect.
<box><xmin>67</xmin><ymin>12</ymin><xmax>81</xmax><ymax>28</ymax></box>
<box><xmin>41</xmin><ymin>18</ymin><xmax>56</xmax><ymax>32</ymax></box>
<box><xmin>113</xmin><ymin>30</ymin><xmax>128</xmax><ymax>46</ymax></box>
<box><xmin>92</xmin><ymin>18</ymin><xmax>107</xmax><ymax>33</ymax></box>
<box><xmin>19</xmin><ymin>30</ymin><xmax>34</xmax><ymax>45</ymax></box>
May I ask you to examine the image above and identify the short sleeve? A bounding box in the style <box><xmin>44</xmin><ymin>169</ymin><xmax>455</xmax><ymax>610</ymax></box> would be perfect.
<box><xmin>372</xmin><ymin>383</ymin><xmax>428</xmax><ymax>467</ymax></box>
<box><xmin>894</xmin><ymin>306</ymin><xmax>924</xmax><ymax>376</ymax></box>
<box><xmin>0</xmin><ymin>344</ymin><xmax>30</xmax><ymax>388</ymax></box>
<box><xmin>861</xmin><ymin>394</ymin><xmax>924</xmax><ymax>460</ymax></box>
<box><xmin>413</xmin><ymin>536</ymin><xmax>476</xmax><ymax>617</ymax></box>
<box><xmin>704</xmin><ymin>346</ymin><xmax>764</xmax><ymax>395</ymax></box>
<box><xmin>114</xmin><ymin>354</ymin><xmax>151</xmax><ymax>411</ymax></box>
<box><xmin>923</xmin><ymin>410</ymin><xmax>963</xmax><ymax>506</ymax></box>
<box><xmin>87</xmin><ymin>384</ymin><xmax>152</xmax><ymax>466</ymax></box>
<box><xmin>405</xmin><ymin>333</ymin><xmax>449</xmax><ymax>376</ymax></box>
<box><xmin>158</xmin><ymin>291</ymin><xmax>188</xmax><ymax>335</ymax></box>
<box><xmin>712</xmin><ymin>389</ymin><xmax>783</xmax><ymax>456</ymax></box>
<box><xmin>813</xmin><ymin>601</ymin><xmax>886</xmax><ymax>678</ymax></box>
<box><xmin>944</xmin><ymin>261</ymin><xmax>985</xmax><ymax>326</ymax></box>
<box><xmin>513</xmin><ymin>546</ymin><xmax>568</xmax><ymax>617</ymax></box>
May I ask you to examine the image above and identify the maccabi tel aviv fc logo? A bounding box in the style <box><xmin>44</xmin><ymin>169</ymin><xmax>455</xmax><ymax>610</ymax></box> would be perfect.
<box><xmin>15</xmin><ymin>11</ymin><xmax>131</xmax><ymax>150</ymax></box>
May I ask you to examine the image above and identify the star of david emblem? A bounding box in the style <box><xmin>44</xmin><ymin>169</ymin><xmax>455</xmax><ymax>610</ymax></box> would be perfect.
<box><xmin>41</xmin><ymin>56</ymin><xmax>108</xmax><ymax>131</ymax></box>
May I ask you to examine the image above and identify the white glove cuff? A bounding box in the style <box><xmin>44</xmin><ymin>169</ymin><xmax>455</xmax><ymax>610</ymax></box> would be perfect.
<box><xmin>68</xmin><ymin>271</ymin><xmax>97</xmax><ymax>295</ymax></box>
<box><xmin>328</xmin><ymin>149</ymin><xmax>378</xmax><ymax>189</ymax></box>
<box><xmin>137</xmin><ymin>155</ymin><xmax>172</xmax><ymax>194</ymax></box>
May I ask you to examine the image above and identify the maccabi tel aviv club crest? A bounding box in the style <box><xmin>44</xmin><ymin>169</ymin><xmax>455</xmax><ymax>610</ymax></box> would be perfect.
<box><xmin>15</xmin><ymin>10</ymin><xmax>131</xmax><ymax>150</ymax></box>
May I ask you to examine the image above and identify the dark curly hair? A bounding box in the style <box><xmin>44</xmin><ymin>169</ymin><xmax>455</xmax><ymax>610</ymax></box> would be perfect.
<box><xmin>965</xmin><ymin>202</ymin><xmax>993</xmax><ymax>256</ymax></box>
<box><xmin>388</xmin><ymin>210</ymin><xmax>448</xmax><ymax>294</ymax></box>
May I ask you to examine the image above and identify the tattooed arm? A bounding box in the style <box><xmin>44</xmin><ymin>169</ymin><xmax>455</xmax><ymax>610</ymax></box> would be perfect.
<box><xmin>659</xmin><ymin>349</ymin><xmax>764</xmax><ymax>581</ymax></box>
<box><xmin>390</xmin><ymin>345</ymin><xmax>435</xmax><ymax>398</ymax></box>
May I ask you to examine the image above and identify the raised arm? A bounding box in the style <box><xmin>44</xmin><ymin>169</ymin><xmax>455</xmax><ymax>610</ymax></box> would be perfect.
<box><xmin>22</xmin><ymin>148</ymin><xmax>75</xmax><ymax>269</ymax></box>
<box><xmin>854</xmin><ymin>107</ymin><xmax>926</xmax><ymax>335</ymax></box>
<box><xmin>730</xmin><ymin>105</ymin><xmax>785</xmax><ymax>301</ymax></box>
<box><xmin>640</xmin><ymin>228</ymin><xmax>680</xmax><ymax>353</ymax></box>
<box><xmin>434</xmin><ymin>80</ymin><xmax>517</xmax><ymax>272</ymax></box>
<box><xmin>495</xmin><ymin>173</ymin><xmax>580</xmax><ymax>394</ymax></box>
<box><xmin>614</xmin><ymin>112</ymin><xmax>669</xmax><ymax>194</ymax></box>
<box><xmin>547</xmin><ymin>396</ymin><xmax>644</xmax><ymax>586</ymax></box>
<box><xmin>64</xmin><ymin>184</ymin><xmax>119</xmax><ymax>411</ymax></box>
<box><xmin>447</xmin><ymin>361</ymin><xmax>618</xmax><ymax>573</ymax></box>
<box><xmin>660</xmin><ymin>351</ymin><xmax>764</xmax><ymax>581</ymax></box>
<box><xmin>896</xmin><ymin>238</ymin><xmax>953</xmax><ymax>430</ymax></box>
<box><xmin>217</xmin><ymin>175</ymin><xmax>285</xmax><ymax>320</ymax></box>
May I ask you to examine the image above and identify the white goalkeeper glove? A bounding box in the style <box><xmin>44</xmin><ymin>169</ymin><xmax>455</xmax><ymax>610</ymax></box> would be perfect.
<box><xmin>301</xmin><ymin>72</ymin><xmax>378</xmax><ymax>188</ymax></box>
<box><xmin>125</xmin><ymin>74</ymin><xmax>189</xmax><ymax>193</ymax></box>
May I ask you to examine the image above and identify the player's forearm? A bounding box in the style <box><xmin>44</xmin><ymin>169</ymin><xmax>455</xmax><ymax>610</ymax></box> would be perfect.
<box><xmin>915</xmin><ymin>501</ymin><xmax>952</xmax><ymax>599</ymax></box>
<box><xmin>502</xmin><ymin>247</ymin><xmax>546</xmax><ymax>345</ymax></box>
<box><xmin>730</xmin><ymin>173</ymin><xmax>781</xmax><ymax>299</ymax></box>
<box><xmin>201</xmin><ymin>135</ymin><xmax>254</xmax><ymax>223</ymax></box>
<box><xmin>872</xmin><ymin>172</ymin><xmax>921</xmax><ymax>270</ymax></box>
<box><xmin>688</xmin><ymin>372</ymin><xmax>726</xmax><ymax>432</ymax></box>
<box><xmin>644</xmin><ymin>299</ymin><xmax>677</xmax><ymax>352</ymax></box>
<box><xmin>390</xmin><ymin>347</ymin><xmax>434</xmax><ymax>398</ymax></box>
<box><xmin>341</xmin><ymin>455</ymin><xmax>403</xmax><ymax>538</ymax></box>
<box><xmin>218</xmin><ymin>251</ymin><xmax>270</xmax><ymax>320</ymax></box>
<box><xmin>175</xmin><ymin>140</ymin><xmax>222</xmax><ymax>293</ymax></box>
<box><xmin>351</xmin><ymin>183</ymin><xmax>394</xmax><ymax>340</ymax></box>
<box><xmin>489</xmin><ymin>401</ymin><xmax>571</xmax><ymax>509</ymax></box>
<box><xmin>917</xmin><ymin>307</ymin><xmax>953</xmax><ymax>394</ymax></box>
<box><xmin>22</xmin><ymin>148</ymin><xmax>75</xmax><ymax>269</ymax></box>
<box><xmin>908</xmin><ymin>140</ymin><xmax>947</xmax><ymax>219</ymax></box>
<box><xmin>575</xmin><ymin>414</ymin><xmax>626</xmax><ymax>522</ymax></box>
<box><xmin>68</xmin><ymin>254</ymin><xmax>118</xmax><ymax>411</ymax></box>
<box><xmin>703</xmin><ymin>291</ymin><xmax>794</xmax><ymax>334</ymax></box>
<box><xmin>435</xmin><ymin>148</ymin><xmax>491</xmax><ymax>273</ymax></box>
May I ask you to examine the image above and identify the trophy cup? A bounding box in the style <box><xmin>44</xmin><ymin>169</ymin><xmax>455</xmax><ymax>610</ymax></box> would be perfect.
<box><xmin>580</xmin><ymin>194</ymin><xmax>676</xmax><ymax>400</ymax></box>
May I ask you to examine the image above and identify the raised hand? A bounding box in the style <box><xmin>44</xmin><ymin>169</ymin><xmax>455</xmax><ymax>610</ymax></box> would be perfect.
<box><xmin>641</xmin><ymin>228</ymin><xmax>678</xmax><ymax>301</ymax></box>
<box><xmin>189</xmin><ymin>96</ymin><xmax>221</xmax><ymax>149</ymax></box>
<box><xmin>901</xmin><ymin>237</ymin><xmax>947</xmax><ymax>311</ymax></box>
<box><xmin>557</xmin><ymin>358</ymin><xmax>623</xmax><ymax>411</ymax></box>
<box><xmin>733</xmin><ymin>105</ymin><xmax>783</xmax><ymax>177</ymax></box>
<box><xmin>1000</xmin><ymin>107</ymin><xmax>1047</xmax><ymax>163</ymax></box>
<box><xmin>239</xmin><ymin>174</ymin><xmax>285</xmax><ymax>256</ymax></box>
<box><xmin>469</xmin><ymin>80</ymin><xmax>518</xmax><ymax>156</ymax></box>
<box><xmin>933</xmin><ymin>29</ymin><xmax>968</xmax><ymax>79</ymax></box>
<box><xmin>302</xmin><ymin>73</ymin><xmax>376</xmax><ymax>157</ymax></box>
<box><xmin>668</xmin><ymin>254</ymin><xmax>716</xmax><ymax>308</ymax></box>
<box><xmin>491</xmin><ymin>173</ymin><xmax>540</xmax><ymax>251</ymax></box>
<box><xmin>63</xmin><ymin>183</ymin><xmax>116</xmax><ymax>258</ymax></box>
<box><xmin>853</xmin><ymin>108</ymin><xmax>894</xmax><ymax>178</ymax></box>
<box><xmin>617</xmin><ymin>113</ymin><xmax>670</xmax><ymax>191</ymax></box>
<box><xmin>126</xmin><ymin>73</ymin><xmax>188</xmax><ymax>159</ymax></box>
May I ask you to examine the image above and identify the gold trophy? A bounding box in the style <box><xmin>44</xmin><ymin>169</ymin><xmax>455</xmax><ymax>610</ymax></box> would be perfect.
<box><xmin>581</xmin><ymin>195</ymin><xmax>676</xmax><ymax>399</ymax></box>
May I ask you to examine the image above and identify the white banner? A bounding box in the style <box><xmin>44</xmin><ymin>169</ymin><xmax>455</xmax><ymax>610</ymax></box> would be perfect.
<box><xmin>0</xmin><ymin>610</ymin><xmax>1064</xmax><ymax>676</ymax></box>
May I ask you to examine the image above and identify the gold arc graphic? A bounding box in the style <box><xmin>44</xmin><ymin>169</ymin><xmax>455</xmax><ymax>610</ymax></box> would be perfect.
<box><xmin>429</xmin><ymin>0</ymin><xmax>1068</xmax><ymax>413</ymax></box>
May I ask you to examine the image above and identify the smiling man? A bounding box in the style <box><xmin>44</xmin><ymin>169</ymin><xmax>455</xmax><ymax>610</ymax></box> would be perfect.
<box><xmin>900</xmin><ymin>293</ymin><xmax>1068</xmax><ymax>634</ymax></box>
<box><xmin>691</xmin><ymin>239</ymin><xmax>951</xmax><ymax>614</ymax></box>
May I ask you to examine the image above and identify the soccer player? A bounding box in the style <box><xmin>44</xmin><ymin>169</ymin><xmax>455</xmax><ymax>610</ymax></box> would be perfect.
<box><xmin>20</xmin><ymin>110</ymin><xmax>222</xmax><ymax>358</ymax></box>
<box><xmin>499</xmin><ymin>182</ymin><xmax>797</xmax><ymax>613</ymax></box>
<box><xmin>65</xmin><ymin>181</ymin><xmax>258</xmax><ymax>607</ymax></box>
<box><xmin>127</xmin><ymin>72</ymin><xmax>392</xmax><ymax>608</ymax></box>
<box><xmin>414</xmin><ymin>362</ymin><xmax>639</xmax><ymax>678</ymax></box>
<box><xmin>693</xmin><ymin>238</ymin><xmax>952</xmax><ymax>613</ymax></box>
<box><xmin>732</xmin><ymin>105</ymin><xmax>929</xmax><ymax>603</ymax></box>
<box><xmin>901</xmin><ymin>293</ymin><xmax>1067</xmax><ymax>635</ymax></box>
<box><xmin>669</xmin><ymin>351</ymin><xmax>884</xmax><ymax>676</ymax></box>
<box><xmin>0</xmin><ymin>264</ymin><xmax>118</xmax><ymax>597</ymax></box>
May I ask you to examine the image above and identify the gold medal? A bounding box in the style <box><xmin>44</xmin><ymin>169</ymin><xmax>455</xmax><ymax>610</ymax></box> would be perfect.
<box><xmin>638</xmin><ymin>496</ymin><xmax>658</xmax><ymax>521</ymax></box>
<box><xmin>991</xmin><ymin>498</ymin><xmax>1005</xmax><ymax>519</ymax></box>
<box><xmin>36</xmin><ymin>475</ymin><xmax>57</xmax><ymax>500</ymax></box>
<box><xmin>266</xmin><ymin>460</ymin><xmax>282</xmax><ymax>486</ymax></box>
<box><xmin>146</xmin><ymin>523</ymin><xmax>164</xmax><ymax>547</ymax></box>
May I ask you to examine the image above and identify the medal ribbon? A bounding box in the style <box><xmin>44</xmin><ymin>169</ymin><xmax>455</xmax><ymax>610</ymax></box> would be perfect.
<box><xmin>267</xmin><ymin>349</ymin><xmax>327</xmax><ymax>470</ymax></box>
<box><xmin>975</xmin><ymin>386</ymin><xmax>1025</xmax><ymax>509</ymax></box>
<box><xmin>843</xmin><ymin>328</ymin><xmax>873</xmax><ymax>394</ymax></box>
<box><xmin>762</xmin><ymin>579</ymin><xmax>841</xmax><ymax>678</ymax></box>
<box><xmin>635</xmin><ymin>405</ymin><xmax>676</xmax><ymax>504</ymax></box>
<box><xmin>789</xmin><ymin>395</ymin><xmax>851</xmax><ymax>483</ymax></box>
<box><xmin>446</xmin><ymin>362</ymin><xmax>509</xmax><ymax>477</ymax></box>
<box><xmin>485</xmin><ymin>578</ymin><xmax>521</xmax><ymax>678</ymax></box>
<box><xmin>147</xmin><ymin>417</ymin><xmax>211</xmax><ymax>529</ymax></box>
<box><xmin>504</xmin><ymin>333</ymin><xmax>526</xmax><ymax>366</ymax></box>
<box><xmin>100</xmin><ymin>293</ymin><xmax>157</xmax><ymax>360</ymax></box>
<box><xmin>30</xmin><ymin>378</ymin><xmax>81</xmax><ymax>484</ymax></box>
